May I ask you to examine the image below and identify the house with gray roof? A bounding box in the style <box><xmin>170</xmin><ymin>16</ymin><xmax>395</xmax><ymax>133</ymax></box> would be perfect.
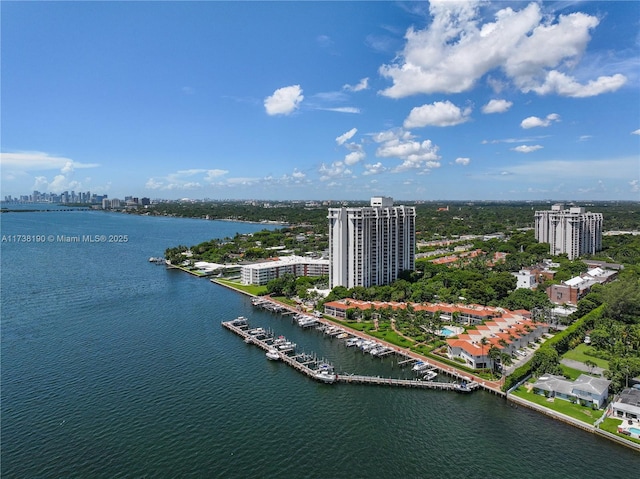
<box><xmin>611</xmin><ymin>387</ymin><xmax>640</xmax><ymax>421</ymax></box>
<box><xmin>532</xmin><ymin>374</ymin><xmax>611</xmax><ymax>408</ymax></box>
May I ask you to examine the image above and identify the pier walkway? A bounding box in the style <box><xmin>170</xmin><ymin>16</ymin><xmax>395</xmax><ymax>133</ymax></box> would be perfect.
<box><xmin>222</xmin><ymin>318</ymin><xmax>479</xmax><ymax>392</ymax></box>
<box><xmin>222</xmin><ymin>318</ymin><xmax>333</xmax><ymax>382</ymax></box>
<box><xmin>336</xmin><ymin>374</ymin><xmax>469</xmax><ymax>391</ymax></box>
<box><xmin>251</xmin><ymin>295</ymin><xmax>503</xmax><ymax>396</ymax></box>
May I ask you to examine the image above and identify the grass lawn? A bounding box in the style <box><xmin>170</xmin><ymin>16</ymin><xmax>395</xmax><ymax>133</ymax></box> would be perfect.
<box><xmin>511</xmin><ymin>386</ymin><xmax>604</xmax><ymax>424</ymax></box>
<box><xmin>213</xmin><ymin>279</ymin><xmax>267</xmax><ymax>296</ymax></box>
<box><xmin>562</xmin><ymin>343</ymin><xmax>609</xmax><ymax>370</ymax></box>
<box><xmin>560</xmin><ymin>364</ymin><xmax>591</xmax><ymax>380</ymax></box>
<box><xmin>599</xmin><ymin>417</ymin><xmax>640</xmax><ymax>445</ymax></box>
<box><xmin>368</xmin><ymin>329</ymin><xmax>414</xmax><ymax>348</ymax></box>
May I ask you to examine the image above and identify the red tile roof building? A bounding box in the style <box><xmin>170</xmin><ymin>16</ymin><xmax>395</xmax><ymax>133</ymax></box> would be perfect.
<box><xmin>323</xmin><ymin>298</ymin><xmax>548</xmax><ymax>370</ymax></box>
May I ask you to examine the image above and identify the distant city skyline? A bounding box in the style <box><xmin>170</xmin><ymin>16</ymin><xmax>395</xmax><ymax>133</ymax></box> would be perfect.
<box><xmin>1</xmin><ymin>1</ymin><xmax>639</xmax><ymax>201</ymax></box>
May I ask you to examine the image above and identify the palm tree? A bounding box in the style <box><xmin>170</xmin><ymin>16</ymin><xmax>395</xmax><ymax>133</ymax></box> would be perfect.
<box><xmin>488</xmin><ymin>345</ymin><xmax>501</xmax><ymax>376</ymax></box>
<box><xmin>480</xmin><ymin>337</ymin><xmax>489</xmax><ymax>371</ymax></box>
<box><xmin>584</xmin><ymin>359</ymin><xmax>597</xmax><ymax>375</ymax></box>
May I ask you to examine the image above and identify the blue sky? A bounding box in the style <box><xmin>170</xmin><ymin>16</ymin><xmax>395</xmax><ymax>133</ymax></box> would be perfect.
<box><xmin>2</xmin><ymin>1</ymin><xmax>639</xmax><ymax>201</ymax></box>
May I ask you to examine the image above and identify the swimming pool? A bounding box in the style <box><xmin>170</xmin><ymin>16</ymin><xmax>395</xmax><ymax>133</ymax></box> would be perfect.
<box><xmin>440</xmin><ymin>327</ymin><xmax>456</xmax><ymax>337</ymax></box>
<box><xmin>629</xmin><ymin>427</ymin><xmax>640</xmax><ymax>435</ymax></box>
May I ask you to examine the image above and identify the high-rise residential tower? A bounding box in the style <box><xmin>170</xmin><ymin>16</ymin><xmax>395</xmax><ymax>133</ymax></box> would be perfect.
<box><xmin>534</xmin><ymin>203</ymin><xmax>603</xmax><ymax>260</ymax></box>
<box><xmin>328</xmin><ymin>197</ymin><xmax>416</xmax><ymax>289</ymax></box>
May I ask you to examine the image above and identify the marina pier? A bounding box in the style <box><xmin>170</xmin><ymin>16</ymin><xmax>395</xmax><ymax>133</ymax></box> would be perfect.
<box><xmin>222</xmin><ymin>317</ymin><xmax>479</xmax><ymax>392</ymax></box>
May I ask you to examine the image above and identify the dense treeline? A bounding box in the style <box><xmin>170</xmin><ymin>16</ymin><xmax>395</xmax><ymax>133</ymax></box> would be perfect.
<box><xmin>142</xmin><ymin>200</ymin><xmax>639</xmax><ymax>240</ymax></box>
<box><xmin>165</xmin><ymin>226</ymin><xmax>328</xmax><ymax>264</ymax></box>
<box><xmin>510</xmin><ymin>272</ymin><xmax>640</xmax><ymax>393</ymax></box>
<box><xmin>139</xmin><ymin>200</ymin><xmax>330</xmax><ymax>227</ymax></box>
<box><xmin>589</xmin><ymin>234</ymin><xmax>640</xmax><ymax>265</ymax></box>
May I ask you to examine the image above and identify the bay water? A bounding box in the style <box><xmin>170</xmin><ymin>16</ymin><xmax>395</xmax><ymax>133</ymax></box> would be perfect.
<box><xmin>1</xmin><ymin>209</ymin><xmax>637</xmax><ymax>478</ymax></box>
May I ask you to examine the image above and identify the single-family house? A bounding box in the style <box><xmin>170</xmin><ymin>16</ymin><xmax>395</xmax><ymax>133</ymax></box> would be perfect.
<box><xmin>611</xmin><ymin>387</ymin><xmax>640</xmax><ymax>421</ymax></box>
<box><xmin>531</xmin><ymin>374</ymin><xmax>611</xmax><ymax>408</ymax></box>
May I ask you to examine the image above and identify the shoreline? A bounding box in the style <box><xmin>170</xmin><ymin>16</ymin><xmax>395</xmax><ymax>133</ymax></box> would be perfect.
<box><xmin>210</xmin><ymin>278</ymin><xmax>504</xmax><ymax>393</ymax></box>
<box><xmin>209</xmin><ymin>276</ymin><xmax>640</xmax><ymax>452</ymax></box>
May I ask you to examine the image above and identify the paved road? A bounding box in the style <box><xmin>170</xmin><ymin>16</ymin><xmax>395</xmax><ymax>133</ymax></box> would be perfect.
<box><xmin>560</xmin><ymin>358</ymin><xmax>605</xmax><ymax>376</ymax></box>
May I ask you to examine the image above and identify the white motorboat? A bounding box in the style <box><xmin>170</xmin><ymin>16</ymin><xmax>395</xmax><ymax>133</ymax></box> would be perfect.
<box><xmin>278</xmin><ymin>341</ymin><xmax>296</xmax><ymax>352</ymax></box>
<box><xmin>422</xmin><ymin>369</ymin><xmax>437</xmax><ymax>381</ymax></box>
<box><xmin>345</xmin><ymin>337</ymin><xmax>359</xmax><ymax>347</ymax></box>
<box><xmin>412</xmin><ymin>361</ymin><xmax>431</xmax><ymax>372</ymax></box>
<box><xmin>371</xmin><ymin>346</ymin><xmax>390</xmax><ymax>356</ymax></box>
<box><xmin>360</xmin><ymin>341</ymin><xmax>375</xmax><ymax>352</ymax></box>
<box><xmin>297</xmin><ymin>316</ymin><xmax>317</xmax><ymax>328</ymax></box>
<box><xmin>266</xmin><ymin>349</ymin><xmax>280</xmax><ymax>361</ymax></box>
<box><xmin>314</xmin><ymin>370</ymin><xmax>337</xmax><ymax>384</ymax></box>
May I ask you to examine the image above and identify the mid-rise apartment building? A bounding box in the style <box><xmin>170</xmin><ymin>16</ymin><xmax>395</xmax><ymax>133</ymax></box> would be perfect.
<box><xmin>328</xmin><ymin>197</ymin><xmax>415</xmax><ymax>289</ymax></box>
<box><xmin>534</xmin><ymin>204</ymin><xmax>602</xmax><ymax>260</ymax></box>
<box><xmin>240</xmin><ymin>255</ymin><xmax>329</xmax><ymax>285</ymax></box>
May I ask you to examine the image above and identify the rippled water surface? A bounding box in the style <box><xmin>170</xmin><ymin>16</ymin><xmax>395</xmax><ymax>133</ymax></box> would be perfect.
<box><xmin>1</xmin><ymin>209</ymin><xmax>638</xmax><ymax>478</ymax></box>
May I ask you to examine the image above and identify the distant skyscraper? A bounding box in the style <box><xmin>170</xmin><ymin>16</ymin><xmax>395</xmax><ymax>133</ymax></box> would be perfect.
<box><xmin>534</xmin><ymin>203</ymin><xmax>602</xmax><ymax>260</ymax></box>
<box><xmin>328</xmin><ymin>197</ymin><xmax>415</xmax><ymax>289</ymax></box>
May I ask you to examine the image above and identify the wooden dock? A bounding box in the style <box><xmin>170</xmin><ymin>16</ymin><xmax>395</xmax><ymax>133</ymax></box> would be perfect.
<box><xmin>222</xmin><ymin>318</ymin><xmax>479</xmax><ymax>392</ymax></box>
<box><xmin>222</xmin><ymin>319</ymin><xmax>332</xmax><ymax>381</ymax></box>
<box><xmin>336</xmin><ymin>374</ymin><xmax>470</xmax><ymax>390</ymax></box>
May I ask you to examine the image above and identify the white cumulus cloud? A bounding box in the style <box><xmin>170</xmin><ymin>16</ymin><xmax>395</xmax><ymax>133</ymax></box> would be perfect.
<box><xmin>343</xmin><ymin>77</ymin><xmax>369</xmax><ymax>92</ymax></box>
<box><xmin>455</xmin><ymin>157</ymin><xmax>471</xmax><ymax>166</ymax></box>
<box><xmin>146</xmin><ymin>168</ymin><xmax>229</xmax><ymax>191</ymax></box>
<box><xmin>521</xmin><ymin>113</ymin><xmax>560</xmax><ymax>129</ymax></box>
<box><xmin>632</xmin><ymin>129</ymin><xmax>640</xmax><ymax>135</ymax></box>
<box><xmin>404</xmin><ymin>100</ymin><xmax>471</xmax><ymax>128</ymax></box>
<box><xmin>344</xmin><ymin>150</ymin><xmax>365</xmax><ymax>166</ymax></box>
<box><xmin>379</xmin><ymin>1</ymin><xmax>625</xmax><ymax>98</ymax></box>
<box><xmin>512</xmin><ymin>144</ymin><xmax>543</xmax><ymax>153</ymax></box>
<box><xmin>529</xmin><ymin>71</ymin><xmax>626</xmax><ymax>97</ymax></box>
<box><xmin>319</xmin><ymin>161</ymin><xmax>352</xmax><ymax>181</ymax></box>
<box><xmin>363</xmin><ymin>162</ymin><xmax>387</xmax><ymax>176</ymax></box>
<box><xmin>373</xmin><ymin>128</ymin><xmax>441</xmax><ymax>172</ymax></box>
<box><xmin>264</xmin><ymin>85</ymin><xmax>304</xmax><ymax>116</ymax></box>
<box><xmin>482</xmin><ymin>99</ymin><xmax>513</xmax><ymax>114</ymax></box>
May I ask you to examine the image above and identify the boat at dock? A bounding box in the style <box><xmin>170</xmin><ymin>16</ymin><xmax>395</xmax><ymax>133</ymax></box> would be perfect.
<box><xmin>454</xmin><ymin>380</ymin><xmax>474</xmax><ymax>393</ymax></box>
<box><xmin>230</xmin><ymin>316</ymin><xmax>249</xmax><ymax>327</ymax></box>
<box><xmin>422</xmin><ymin>369</ymin><xmax>438</xmax><ymax>381</ymax></box>
<box><xmin>297</xmin><ymin>315</ymin><xmax>318</xmax><ymax>328</ymax></box>
<box><xmin>266</xmin><ymin>349</ymin><xmax>280</xmax><ymax>361</ymax></box>
<box><xmin>370</xmin><ymin>346</ymin><xmax>392</xmax><ymax>356</ymax></box>
<box><xmin>345</xmin><ymin>337</ymin><xmax>360</xmax><ymax>347</ymax></box>
<box><xmin>221</xmin><ymin>318</ymin><xmax>480</xmax><ymax>394</ymax></box>
<box><xmin>360</xmin><ymin>340</ymin><xmax>376</xmax><ymax>352</ymax></box>
<box><xmin>412</xmin><ymin>361</ymin><xmax>431</xmax><ymax>372</ymax></box>
<box><xmin>314</xmin><ymin>369</ymin><xmax>337</xmax><ymax>384</ymax></box>
<box><xmin>277</xmin><ymin>341</ymin><xmax>296</xmax><ymax>352</ymax></box>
